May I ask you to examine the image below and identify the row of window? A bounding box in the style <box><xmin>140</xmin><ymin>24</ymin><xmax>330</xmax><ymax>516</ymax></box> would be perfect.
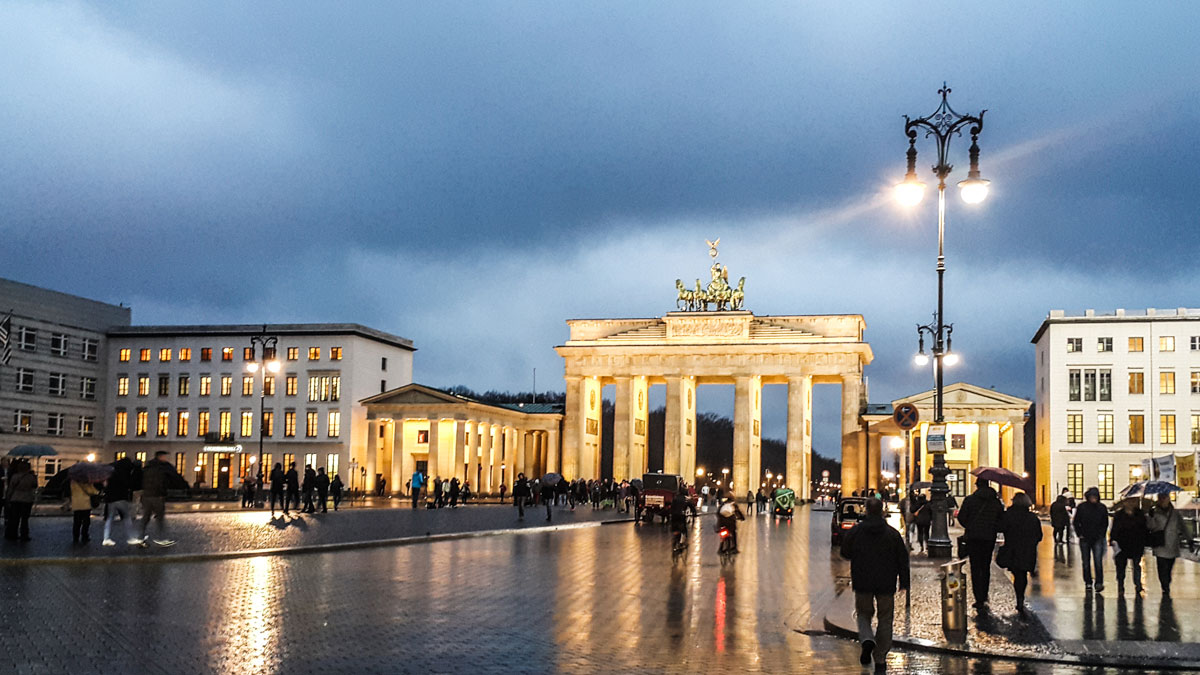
<box><xmin>114</xmin><ymin>373</ymin><xmax>339</xmax><ymax>402</ymax></box>
<box><xmin>118</xmin><ymin>346</ymin><xmax>344</xmax><ymax>364</ymax></box>
<box><xmin>1065</xmin><ymin>462</ymin><xmax>1119</xmax><ymax>501</ymax></box>
<box><xmin>7</xmin><ymin>327</ymin><xmax>99</xmax><ymax>361</ymax></box>
<box><xmin>1067</xmin><ymin>368</ymin><xmax>1200</xmax><ymax>400</ymax></box>
<box><xmin>112</xmin><ymin>408</ymin><xmax>341</xmax><ymax>439</ymax></box>
<box><xmin>9</xmin><ymin>369</ymin><xmax>97</xmax><ymax>398</ymax></box>
<box><xmin>1064</xmin><ymin>412</ymin><xmax>1200</xmax><ymax>445</ymax></box>
<box><xmin>1066</xmin><ymin>335</ymin><xmax>1200</xmax><ymax>354</ymax></box>
<box><xmin>11</xmin><ymin>410</ymin><xmax>95</xmax><ymax>437</ymax></box>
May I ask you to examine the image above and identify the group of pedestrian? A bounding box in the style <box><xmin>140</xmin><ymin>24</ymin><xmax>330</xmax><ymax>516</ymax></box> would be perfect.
<box><xmin>899</xmin><ymin>491</ymin><xmax>933</xmax><ymax>553</ymax></box>
<box><xmin>267</xmin><ymin>462</ymin><xmax>344</xmax><ymax>516</ymax></box>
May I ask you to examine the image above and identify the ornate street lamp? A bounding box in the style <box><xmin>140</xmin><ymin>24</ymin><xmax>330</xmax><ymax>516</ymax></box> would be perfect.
<box><xmin>246</xmin><ymin>326</ymin><xmax>280</xmax><ymax>492</ymax></box>
<box><xmin>898</xmin><ymin>84</ymin><xmax>988</xmax><ymax>558</ymax></box>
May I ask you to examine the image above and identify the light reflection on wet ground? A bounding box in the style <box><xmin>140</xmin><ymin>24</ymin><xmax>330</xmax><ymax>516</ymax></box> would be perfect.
<box><xmin>0</xmin><ymin>508</ymin><xmax>1187</xmax><ymax>674</ymax></box>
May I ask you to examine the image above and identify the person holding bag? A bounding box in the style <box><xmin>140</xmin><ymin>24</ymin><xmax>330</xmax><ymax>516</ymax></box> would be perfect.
<box><xmin>996</xmin><ymin>492</ymin><xmax>1042</xmax><ymax>618</ymax></box>
<box><xmin>1109</xmin><ymin>497</ymin><xmax>1148</xmax><ymax>596</ymax></box>
<box><xmin>1147</xmin><ymin>493</ymin><xmax>1193</xmax><ymax>597</ymax></box>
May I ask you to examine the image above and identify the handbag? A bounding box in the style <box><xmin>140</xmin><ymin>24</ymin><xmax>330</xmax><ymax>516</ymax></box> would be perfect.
<box><xmin>995</xmin><ymin>544</ymin><xmax>1014</xmax><ymax>569</ymax></box>
<box><xmin>1148</xmin><ymin>529</ymin><xmax>1166</xmax><ymax>548</ymax></box>
<box><xmin>89</xmin><ymin>493</ymin><xmax>102</xmax><ymax>509</ymax></box>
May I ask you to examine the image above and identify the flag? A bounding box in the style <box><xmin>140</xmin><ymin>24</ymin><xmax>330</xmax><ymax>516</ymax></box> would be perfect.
<box><xmin>0</xmin><ymin>311</ymin><xmax>11</xmax><ymax>366</ymax></box>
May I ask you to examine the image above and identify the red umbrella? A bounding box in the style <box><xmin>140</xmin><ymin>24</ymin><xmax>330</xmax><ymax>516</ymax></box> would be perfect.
<box><xmin>970</xmin><ymin>466</ymin><xmax>1033</xmax><ymax>493</ymax></box>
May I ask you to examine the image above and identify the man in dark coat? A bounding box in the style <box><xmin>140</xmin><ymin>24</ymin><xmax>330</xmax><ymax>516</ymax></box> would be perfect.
<box><xmin>1049</xmin><ymin>492</ymin><xmax>1071</xmax><ymax>544</ymax></box>
<box><xmin>997</xmin><ymin>492</ymin><xmax>1042</xmax><ymax>616</ymax></box>
<box><xmin>315</xmin><ymin>467</ymin><xmax>330</xmax><ymax>513</ymax></box>
<box><xmin>841</xmin><ymin>498</ymin><xmax>910</xmax><ymax>670</ymax></box>
<box><xmin>269</xmin><ymin>462</ymin><xmax>287</xmax><ymax>515</ymax></box>
<box><xmin>513</xmin><ymin>473</ymin><xmax>531</xmax><ymax>518</ymax></box>
<box><xmin>285</xmin><ymin>462</ymin><xmax>300</xmax><ymax>511</ymax></box>
<box><xmin>139</xmin><ymin>451</ymin><xmax>180</xmax><ymax>547</ymax></box>
<box><xmin>301</xmin><ymin>465</ymin><xmax>317</xmax><ymax>513</ymax></box>
<box><xmin>1073</xmin><ymin>486</ymin><xmax>1109</xmax><ymax>591</ymax></box>
<box><xmin>1110</xmin><ymin>497</ymin><xmax>1148</xmax><ymax>595</ymax></box>
<box><xmin>956</xmin><ymin>478</ymin><xmax>1005</xmax><ymax>609</ymax></box>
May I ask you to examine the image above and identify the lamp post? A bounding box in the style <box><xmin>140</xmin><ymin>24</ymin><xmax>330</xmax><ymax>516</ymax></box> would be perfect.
<box><xmin>898</xmin><ymin>84</ymin><xmax>988</xmax><ymax>558</ymax></box>
<box><xmin>246</xmin><ymin>327</ymin><xmax>280</xmax><ymax>491</ymax></box>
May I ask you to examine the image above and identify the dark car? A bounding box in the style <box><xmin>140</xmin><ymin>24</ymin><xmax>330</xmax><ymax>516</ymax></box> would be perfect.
<box><xmin>830</xmin><ymin>497</ymin><xmax>868</xmax><ymax>545</ymax></box>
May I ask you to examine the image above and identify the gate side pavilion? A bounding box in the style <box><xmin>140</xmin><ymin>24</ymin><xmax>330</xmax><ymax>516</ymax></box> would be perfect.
<box><xmin>555</xmin><ymin>311</ymin><xmax>874</xmax><ymax>498</ymax></box>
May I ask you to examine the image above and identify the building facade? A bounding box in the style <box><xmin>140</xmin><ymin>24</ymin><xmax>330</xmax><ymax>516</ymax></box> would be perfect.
<box><xmin>1034</xmin><ymin>308</ymin><xmax>1200</xmax><ymax>504</ymax></box>
<box><xmin>104</xmin><ymin>324</ymin><xmax>414</xmax><ymax>491</ymax></box>
<box><xmin>0</xmin><ymin>279</ymin><xmax>131</xmax><ymax>477</ymax></box>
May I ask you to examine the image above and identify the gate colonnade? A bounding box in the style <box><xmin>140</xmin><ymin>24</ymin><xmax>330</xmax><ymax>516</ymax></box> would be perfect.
<box><xmin>555</xmin><ymin>310</ymin><xmax>873</xmax><ymax>498</ymax></box>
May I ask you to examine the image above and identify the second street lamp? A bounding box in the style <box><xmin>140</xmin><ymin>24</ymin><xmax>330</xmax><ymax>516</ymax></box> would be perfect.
<box><xmin>247</xmin><ymin>327</ymin><xmax>280</xmax><ymax>493</ymax></box>
<box><xmin>898</xmin><ymin>84</ymin><xmax>988</xmax><ymax>558</ymax></box>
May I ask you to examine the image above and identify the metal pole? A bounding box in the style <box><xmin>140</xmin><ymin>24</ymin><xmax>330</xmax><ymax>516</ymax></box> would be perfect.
<box><xmin>927</xmin><ymin>178</ymin><xmax>953</xmax><ymax>558</ymax></box>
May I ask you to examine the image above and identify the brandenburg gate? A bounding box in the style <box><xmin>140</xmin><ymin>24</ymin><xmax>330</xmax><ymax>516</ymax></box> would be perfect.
<box><xmin>555</xmin><ymin>243</ymin><xmax>874</xmax><ymax>498</ymax></box>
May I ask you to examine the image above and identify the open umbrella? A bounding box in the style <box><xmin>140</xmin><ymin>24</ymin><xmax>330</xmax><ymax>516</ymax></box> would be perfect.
<box><xmin>970</xmin><ymin>466</ymin><xmax>1033</xmax><ymax>493</ymax></box>
<box><xmin>41</xmin><ymin>468</ymin><xmax>71</xmax><ymax>499</ymax></box>
<box><xmin>909</xmin><ymin>481</ymin><xmax>933</xmax><ymax>490</ymax></box>
<box><xmin>68</xmin><ymin>461</ymin><xmax>115</xmax><ymax>484</ymax></box>
<box><xmin>7</xmin><ymin>444</ymin><xmax>58</xmax><ymax>458</ymax></box>
<box><xmin>541</xmin><ymin>472</ymin><xmax>563</xmax><ymax>486</ymax></box>
<box><xmin>1118</xmin><ymin>480</ymin><xmax>1182</xmax><ymax>500</ymax></box>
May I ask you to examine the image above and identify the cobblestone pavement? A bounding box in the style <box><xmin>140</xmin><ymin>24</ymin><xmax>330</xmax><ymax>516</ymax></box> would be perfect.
<box><xmin>1</xmin><ymin>503</ymin><xmax>631</xmax><ymax>561</ymax></box>
<box><xmin>0</xmin><ymin>508</ymin><xmax>1181</xmax><ymax>674</ymax></box>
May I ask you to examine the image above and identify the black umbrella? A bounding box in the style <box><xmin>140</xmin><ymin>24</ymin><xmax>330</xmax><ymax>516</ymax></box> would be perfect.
<box><xmin>41</xmin><ymin>469</ymin><xmax>71</xmax><ymax>500</ymax></box>
<box><xmin>68</xmin><ymin>462</ymin><xmax>115</xmax><ymax>484</ymax></box>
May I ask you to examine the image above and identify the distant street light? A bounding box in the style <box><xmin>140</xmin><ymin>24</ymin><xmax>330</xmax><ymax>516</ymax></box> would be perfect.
<box><xmin>900</xmin><ymin>84</ymin><xmax>987</xmax><ymax>558</ymax></box>
<box><xmin>247</xmin><ymin>327</ymin><xmax>280</xmax><ymax>489</ymax></box>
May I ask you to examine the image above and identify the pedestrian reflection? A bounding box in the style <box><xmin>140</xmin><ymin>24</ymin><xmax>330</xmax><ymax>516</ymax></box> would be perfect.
<box><xmin>1157</xmin><ymin>597</ymin><xmax>1180</xmax><ymax>642</ymax></box>
<box><xmin>666</xmin><ymin>564</ymin><xmax>685</xmax><ymax>649</ymax></box>
<box><xmin>1115</xmin><ymin>595</ymin><xmax>1148</xmax><ymax>641</ymax></box>
<box><xmin>1081</xmin><ymin>592</ymin><xmax>1106</xmax><ymax>640</ymax></box>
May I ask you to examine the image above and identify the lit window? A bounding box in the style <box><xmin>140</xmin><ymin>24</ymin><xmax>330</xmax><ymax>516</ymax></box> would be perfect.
<box><xmin>1098</xmin><ymin>464</ymin><xmax>1115</xmax><ymax>500</ymax></box>
<box><xmin>1129</xmin><ymin>337</ymin><xmax>1144</xmax><ymax>352</ymax></box>
<box><xmin>306</xmin><ymin>411</ymin><xmax>319</xmax><ymax>437</ymax></box>
<box><xmin>327</xmin><ymin>453</ymin><xmax>340</xmax><ymax>477</ymax></box>
<box><xmin>136</xmin><ymin>410</ymin><xmax>149</xmax><ymax>437</ymax></box>
<box><xmin>1067</xmin><ymin>463</ymin><xmax>1083</xmax><ymax>497</ymax></box>
<box><xmin>138</xmin><ymin>376</ymin><xmax>150</xmax><ymax>397</ymax></box>
<box><xmin>1193</xmin><ymin>372</ymin><xmax>1200</xmax><ymax>395</ymax></box>
<box><xmin>287</xmin><ymin>347</ymin><xmax>299</xmax><ymax>361</ymax></box>
<box><xmin>308</xmin><ymin>347</ymin><xmax>320</xmax><ymax>361</ymax></box>
<box><xmin>263</xmin><ymin>411</ymin><xmax>274</xmax><ymax>437</ymax></box>
<box><xmin>46</xmin><ymin>412</ymin><xmax>65</xmax><ymax>436</ymax></box>
<box><xmin>1066</xmin><ymin>337</ymin><xmax>1082</xmax><ymax>352</ymax></box>
<box><xmin>284</xmin><ymin>411</ymin><xmax>296</xmax><ymax>437</ymax></box>
<box><xmin>79</xmin><ymin>416</ymin><xmax>95</xmax><ymax>438</ymax></box>
<box><xmin>1160</xmin><ymin>336</ymin><xmax>1175</xmax><ymax>352</ymax></box>
<box><xmin>221</xmin><ymin>376</ymin><xmax>233</xmax><ymax>396</ymax></box>
<box><xmin>219</xmin><ymin>411</ymin><xmax>232</xmax><ymax>437</ymax></box>
<box><xmin>244</xmin><ymin>347</ymin><xmax>254</xmax><ymax>361</ymax></box>
<box><xmin>1097</xmin><ymin>414</ymin><xmax>1113</xmax><ymax>444</ymax></box>
<box><xmin>159</xmin><ymin>348</ymin><xmax>172</xmax><ymax>362</ymax></box>
<box><xmin>48</xmin><ymin>372</ymin><xmax>67</xmax><ymax>397</ymax></box>
<box><xmin>179</xmin><ymin>348</ymin><xmax>192</xmax><ymax>362</ymax></box>
<box><xmin>328</xmin><ymin>410</ymin><xmax>341</xmax><ymax>437</ymax></box>
<box><xmin>200</xmin><ymin>348</ymin><xmax>212</xmax><ymax>362</ymax></box>
<box><xmin>157</xmin><ymin>410</ymin><xmax>169</xmax><ymax>437</ymax></box>
<box><xmin>197</xmin><ymin>411</ymin><xmax>210</xmax><ymax>436</ymax></box>
<box><xmin>1129</xmin><ymin>414</ymin><xmax>1144</xmax><ymax>444</ymax></box>
<box><xmin>242</xmin><ymin>375</ymin><xmax>254</xmax><ymax>396</ymax></box>
<box><xmin>114</xmin><ymin>411</ymin><xmax>128</xmax><ymax>436</ymax></box>
<box><xmin>13</xmin><ymin>410</ymin><xmax>33</xmax><ymax>433</ymax></box>
<box><xmin>1192</xmin><ymin>414</ymin><xmax>1200</xmax><ymax>445</ymax></box>
<box><xmin>1067</xmin><ymin>414</ymin><xmax>1083</xmax><ymax>443</ymax></box>
<box><xmin>286</xmin><ymin>375</ymin><xmax>298</xmax><ymax>396</ymax></box>
<box><xmin>81</xmin><ymin>338</ymin><xmax>98</xmax><ymax>361</ymax></box>
<box><xmin>119</xmin><ymin>348</ymin><xmax>131</xmax><ymax>362</ymax></box>
<box><xmin>305</xmin><ymin>453</ymin><xmax>317</xmax><ymax>469</ymax></box>
<box><xmin>80</xmin><ymin>376</ymin><xmax>96</xmax><ymax>400</ymax></box>
<box><xmin>1161</xmin><ymin>414</ymin><xmax>1176</xmax><ymax>444</ymax></box>
<box><xmin>1097</xmin><ymin>337</ymin><xmax>1112</xmax><ymax>352</ymax></box>
<box><xmin>1129</xmin><ymin>371</ymin><xmax>1144</xmax><ymax>394</ymax></box>
<box><xmin>200</xmin><ymin>376</ymin><xmax>211</xmax><ymax>396</ymax></box>
<box><xmin>264</xmin><ymin>376</ymin><xmax>275</xmax><ymax>396</ymax></box>
<box><xmin>241</xmin><ymin>410</ymin><xmax>254</xmax><ymax>437</ymax></box>
<box><xmin>330</xmin><ymin>347</ymin><xmax>343</xmax><ymax>360</ymax></box>
<box><xmin>177</xmin><ymin>410</ymin><xmax>190</xmax><ymax>437</ymax></box>
<box><xmin>222</xmin><ymin>347</ymin><xmax>234</xmax><ymax>361</ymax></box>
<box><xmin>50</xmin><ymin>333</ymin><xmax>68</xmax><ymax>356</ymax></box>
<box><xmin>175</xmin><ymin>453</ymin><xmax>186</xmax><ymax>475</ymax></box>
<box><xmin>139</xmin><ymin>348</ymin><xmax>151</xmax><ymax>362</ymax></box>
<box><xmin>179</xmin><ymin>375</ymin><xmax>190</xmax><ymax>396</ymax></box>
<box><xmin>1160</xmin><ymin>371</ymin><xmax>1175</xmax><ymax>395</ymax></box>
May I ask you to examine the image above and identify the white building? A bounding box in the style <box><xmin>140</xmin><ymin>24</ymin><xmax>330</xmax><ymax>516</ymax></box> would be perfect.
<box><xmin>0</xmin><ymin>279</ymin><xmax>130</xmax><ymax>477</ymax></box>
<box><xmin>1033</xmin><ymin>307</ymin><xmax>1200</xmax><ymax>504</ymax></box>
<box><xmin>104</xmin><ymin>324</ymin><xmax>414</xmax><ymax>491</ymax></box>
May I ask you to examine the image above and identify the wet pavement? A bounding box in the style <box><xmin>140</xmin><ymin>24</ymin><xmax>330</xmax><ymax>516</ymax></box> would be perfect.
<box><xmin>2</xmin><ymin>507</ymin><xmax>1195</xmax><ymax>674</ymax></box>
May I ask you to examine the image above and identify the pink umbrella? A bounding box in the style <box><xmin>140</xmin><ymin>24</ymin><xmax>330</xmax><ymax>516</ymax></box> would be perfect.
<box><xmin>970</xmin><ymin>466</ymin><xmax>1033</xmax><ymax>493</ymax></box>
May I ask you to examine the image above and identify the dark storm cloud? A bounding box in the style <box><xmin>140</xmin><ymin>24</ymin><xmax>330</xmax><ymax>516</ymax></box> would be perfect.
<box><xmin>3</xmin><ymin>2</ymin><xmax>1200</xmax><ymax>453</ymax></box>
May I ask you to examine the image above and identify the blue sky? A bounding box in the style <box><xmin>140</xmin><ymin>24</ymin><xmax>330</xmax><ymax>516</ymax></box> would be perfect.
<box><xmin>3</xmin><ymin>2</ymin><xmax>1199</xmax><ymax>458</ymax></box>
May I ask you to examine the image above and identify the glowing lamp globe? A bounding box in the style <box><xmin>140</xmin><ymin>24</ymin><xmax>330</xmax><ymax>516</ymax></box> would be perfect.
<box><xmin>895</xmin><ymin>177</ymin><xmax>926</xmax><ymax>206</ymax></box>
<box><xmin>958</xmin><ymin>177</ymin><xmax>990</xmax><ymax>204</ymax></box>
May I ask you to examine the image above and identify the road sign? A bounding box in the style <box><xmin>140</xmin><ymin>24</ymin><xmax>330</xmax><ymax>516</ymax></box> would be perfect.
<box><xmin>893</xmin><ymin>403</ymin><xmax>920</xmax><ymax>431</ymax></box>
<box><xmin>927</xmin><ymin>424</ymin><xmax>947</xmax><ymax>454</ymax></box>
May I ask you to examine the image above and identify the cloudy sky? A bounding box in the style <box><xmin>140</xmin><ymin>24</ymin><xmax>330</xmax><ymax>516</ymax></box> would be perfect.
<box><xmin>3</xmin><ymin>2</ymin><xmax>1198</xmax><ymax>459</ymax></box>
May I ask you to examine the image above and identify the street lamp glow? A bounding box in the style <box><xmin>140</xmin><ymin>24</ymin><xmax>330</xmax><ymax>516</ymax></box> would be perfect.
<box><xmin>894</xmin><ymin>176</ymin><xmax>927</xmax><ymax>206</ymax></box>
<box><xmin>914</xmin><ymin>352</ymin><xmax>930</xmax><ymax>366</ymax></box>
<box><xmin>246</xmin><ymin>362</ymin><xmax>259</xmax><ymax>373</ymax></box>
<box><xmin>958</xmin><ymin>177</ymin><xmax>990</xmax><ymax>204</ymax></box>
<box><xmin>86</xmin><ymin>453</ymin><xmax>96</xmax><ymax>462</ymax></box>
<box><xmin>267</xmin><ymin>360</ymin><xmax>281</xmax><ymax>373</ymax></box>
<box><xmin>889</xmin><ymin>436</ymin><xmax>905</xmax><ymax>450</ymax></box>
<box><xmin>696</xmin><ymin>467</ymin><xmax>706</xmax><ymax>477</ymax></box>
<box><xmin>943</xmin><ymin>352</ymin><xmax>960</xmax><ymax>367</ymax></box>
<box><xmin>1132</xmin><ymin>467</ymin><xmax>1144</xmax><ymax>479</ymax></box>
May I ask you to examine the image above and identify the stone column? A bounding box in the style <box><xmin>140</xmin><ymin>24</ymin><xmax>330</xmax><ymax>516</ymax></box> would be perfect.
<box><xmin>382</xmin><ymin>419</ymin><xmax>396</xmax><ymax>493</ymax></box>
<box><xmin>1011</xmin><ymin>418</ymin><xmax>1026</xmax><ymax>475</ymax></box>
<box><xmin>466</xmin><ymin>421</ymin><xmax>480</xmax><ymax>491</ymax></box>
<box><xmin>977</xmin><ymin>422</ymin><xmax>992</xmax><ymax>469</ymax></box>
<box><xmin>841</xmin><ymin>375</ymin><xmax>864</xmax><ymax>493</ymax></box>
<box><xmin>546</xmin><ymin>425</ymin><xmax>561</xmax><ymax>475</ymax></box>
<box><xmin>733</xmin><ymin>375</ymin><xmax>762</xmax><ymax>497</ymax></box>
<box><xmin>578</xmin><ymin>377</ymin><xmax>602</xmax><ymax>480</ymax></box>
<box><xmin>427</xmin><ymin>419</ymin><xmax>441</xmax><ymax>480</ymax></box>
<box><xmin>680</xmin><ymin>376</ymin><xmax>697</xmax><ymax>482</ymax></box>
<box><xmin>366</xmin><ymin>418</ymin><xmax>379</xmax><ymax>494</ymax></box>
<box><xmin>454</xmin><ymin>420</ymin><xmax>468</xmax><ymax>481</ymax></box>
<box><xmin>481</xmin><ymin>422</ymin><xmax>495</xmax><ymax>493</ymax></box>
<box><xmin>664</xmin><ymin>377</ymin><xmax>682</xmax><ymax>475</ymax></box>
<box><xmin>396</xmin><ymin>420</ymin><xmax>411</xmax><ymax>496</ymax></box>
<box><xmin>786</xmin><ymin>375</ymin><xmax>812</xmax><ymax>500</ymax></box>
<box><xmin>563</xmin><ymin>376</ymin><xmax>582</xmax><ymax>480</ymax></box>
<box><xmin>613</xmin><ymin>376</ymin><xmax>632</xmax><ymax>481</ymax></box>
<box><xmin>866</xmin><ymin>430</ymin><xmax>881</xmax><ymax>491</ymax></box>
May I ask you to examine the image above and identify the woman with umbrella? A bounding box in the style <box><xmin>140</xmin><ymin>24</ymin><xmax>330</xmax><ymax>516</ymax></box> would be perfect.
<box><xmin>67</xmin><ymin>461</ymin><xmax>113</xmax><ymax>545</ymax></box>
<box><xmin>997</xmin><ymin>492</ymin><xmax>1041</xmax><ymax>618</ymax></box>
<box><xmin>4</xmin><ymin>459</ymin><xmax>37</xmax><ymax>541</ymax></box>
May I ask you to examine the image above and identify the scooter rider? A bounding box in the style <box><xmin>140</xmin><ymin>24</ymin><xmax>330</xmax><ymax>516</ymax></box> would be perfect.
<box><xmin>716</xmin><ymin>489</ymin><xmax>746</xmax><ymax>553</ymax></box>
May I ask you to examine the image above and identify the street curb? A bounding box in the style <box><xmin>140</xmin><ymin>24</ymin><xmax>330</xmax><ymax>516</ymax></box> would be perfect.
<box><xmin>819</xmin><ymin>593</ymin><xmax>1200</xmax><ymax>671</ymax></box>
<box><xmin>0</xmin><ymin>517</ymin><xmax>637</xmax><ymax>567</ymax></box>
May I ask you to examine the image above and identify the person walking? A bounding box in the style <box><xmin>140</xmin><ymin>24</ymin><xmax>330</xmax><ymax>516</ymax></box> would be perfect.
<box><xmin>956</xmin><ymin>477</ymin><xmax>1005</xmax><ymax>610</ymax></box>
<box><xmin>139</xmin><ymin>450</ymin><xmax>179</xmax><ymax>547</ymax></box>
<box><xmin>3</xmin><ymin>459</ymin><xmax>37</xmax><ymax>542</ymax></box>
<box><xmin>269</xmin><ymin>462</ymin><xmax>287</xmax><ymax>515</ymax></box>
<box><xmin>410</xmin><ymin>468</ymin><xmax>425</xmax><ymax>509</ymax></box>
<box><xmin>240</xmin><ymin>474</ymin><xmax>255</xmax><ymax>508</ymax></box>
<box><xmin>315</xmin><ymin>467</ymin><xmax>330</xmax><ymax>513</ymax></box>
<box><xmin>69</xmin><ymin>477</ymin><xmax>99</xmax><ymax>544</ymax></box>
<box><xmin>432</xmin><ymin>477</ymin><xmax>443</xmax><ymax>508</ymax></box>
<box><xmin>513</xmin><ymin>473</ymin><xmax>530</xmax><ymax>519</ymax></box>
<box><xmin>1050</xmin><ymin>491</ymin><xmax>1071</xmax><ymax>544</ymax></box>
<box><xmin>461</xmin><ymin>481</ymin><xmax>472</xmax><ymax>506</ymax></box>
<box><xmin>301</xmin><ymin>465</ymin><xmax>317</xmax><ymax>513</ymax></box>
<box><xmin>1147</xmin><ymin>492</ymin><xmax>1193</xmax><ymax>597</ymax></box>
<box><xmin>330</xmin><ymin>473</ymin><xmax>344</xmax><ymax>511</ymax></box>
<box><xmin>1073</xmin><ymin>487</ymin><xmax>1110</xmax><ymax>592</ymax></box>
<box><xmin>499</xmin><ymin>482</ymin><xmax>508</xmax><ymax>504</ymax></box>
<box><xmin>996</xmin><ymin>492</ymin><xmax>1042</xmax><ymax>618</ymax></box>
<box><xmin>102</xmin><ymin>456</ymin><xmax>141</xmax><ymax>546</ymax></box>
<box><xmin>913</xmin><ymin>493</ymin><xmax>931</xmax><ymax>553</ymax></box>
<box><xmin>285</xmin><ymin>462</ymin><xmax>300</xmax><ymax>512</ymax></box>
<box><xmin>449</xmin><ymin>477</ymin><xmax>461</xmax><ymax>508</ymax></box>
<box><xmin>1109</xmin><ymin>497</ymin><xmax>1148</xmax><ymax>596</ymax></box>
<box><xmin>840</xmin><ymin>498</ymin><xmax>910</xmax><ymax>670</ymax></box>
<box><xmin>541</xmin><ymin>480</ymin><xmax>555</xmax><ymax>521</ymax></box>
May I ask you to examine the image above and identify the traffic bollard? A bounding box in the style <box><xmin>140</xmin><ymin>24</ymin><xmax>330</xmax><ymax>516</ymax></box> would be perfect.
<box><xmin>940</xmin><ymin>559</ymin><xmax>968</xmax><ymax>642</ymax></box>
